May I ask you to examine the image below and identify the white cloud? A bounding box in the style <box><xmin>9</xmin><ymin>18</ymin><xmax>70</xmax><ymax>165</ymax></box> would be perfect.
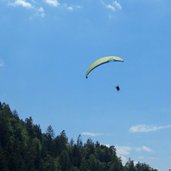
<box><xmin>134</xmin><ymin>146</ymin><xmax>152</xmax><ymax>153</ymax></box>
<box><xmin>9</xmin><ymin>0</ymin><xmax>45</xmax><ymax>17</ymax></box>
<box><xmin>129</xmin><ymin>124</ymin><xmax>171</xmax><ymax>133</ymax></box>
<box><xmin>102</xmin><ymin>0</ymin><xmax>122</xmax><ymax>12</ymax></box>
<box><xmin>116</xmin><ymin>146</ymin><xmax>131</xmax><ymax>156</ymax></box>
<box><xmin>116</xmin><ymin>146</ymin><xmax>131</xmax><ymax>163</ymax></box>
<box><xmin>44</xmin><ymin>0</ymin><xmax>81</xmax><ymax>10</ymax></box>
<box><xmin>142</xmin><ymin>145</ymin><xmax>152</xmax><ymax>152</ymax></box>
<box><xmin>81</xmin><ymin>132</ymin><xmax>104</xmax><ymax>137</ymax></box>
<box><xmin>116</xmin><ymin>145</ymin><xmax>152</xmax><ymax>164</ymax></box>
<box><xmin>8</xmin><ymin>0</ymin><xmax>80</xmax><ymax>18</ymax></box>
<box><xmin>62</xmin><ymin>3</ymin><xmax>81</xmax><ymax>11</ymax></box>
<box><xmin>36</xmin><ymin>7</ymin><xmax>45</xmax><ymax>17</ymax></box>
<box><xmin>10</xmin><ymin>0</ymin><xmax>33</xmax><ymax>9</ymax></box>
<box><xmin>44</xmin><ymin>0</ymin><xmax>60</xmax><ymax>7</ymax></box>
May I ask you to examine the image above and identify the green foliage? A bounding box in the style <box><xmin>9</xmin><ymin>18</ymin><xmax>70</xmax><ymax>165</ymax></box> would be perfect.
<box><xmin>0</xmin><ymin>102</ymin><xmax>158</xmax><ymax>171</ymax></box>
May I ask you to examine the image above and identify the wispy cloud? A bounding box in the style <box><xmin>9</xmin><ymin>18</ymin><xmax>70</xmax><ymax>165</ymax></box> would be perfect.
<box><xmin>116</xmin><ymin>145</ymin><xmax>152</xmax><ymax>155</ymax></box>
<box><xmin>8</xmin><ymin>0</ymin><xmax>80</xmax><ymax>18</ymax></box>
<box><xmin>36</xmin><ymin>7</ymin><xmax>45</xmax><ymax>17</ymax></box>
<box><xmin>116</xmin><ymin>145</ymin><xmax>152</xmax><ymax>163</ymax></box>
<box><xmin>9</xmin><ymin>0</ymin><xmax>33</xmax><ymax>9</ymax></box>
<box><xmin>141</xmin><ymin>146</ymin><xmax>152</xmax><ymax>152</ymax></box>
<box><xmin>129</xmin><ymin>124</ymin><xmax>171</xmax><ymax>133</ymax></box>
<box><xmin>81</xmin><ymin>131</ymin><xmax>105</xmax><ymax>137</ymax></box>
<box><xmin>44</xmin><ymin>0</ymin><xmax>81</xmax><ymax>10</ymax></box>
<box><xmin>62</xmin><ymin>4</ymin><xmax>81</xmax><ymax>11</ymax></box>
<box><xmin>9</xmin><ymin>0</ymin><xmax>45</xmax><ymax>18</ymax></box>
<box><xmin>102</xmin><ymin>0</ymin><xmax>122</xmax><ymax>12</ymax></box>
<box><xmin>44</xmin><ymin>0</ymin><xmax>60</xmax><ymax>7</ymax></box>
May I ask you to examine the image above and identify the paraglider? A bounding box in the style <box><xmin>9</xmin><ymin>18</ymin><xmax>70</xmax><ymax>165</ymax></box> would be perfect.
<box><xmin>85</xmin><ymin>56</ymin><xmax>124</xmax><ymax>78</ymax></box>
<box><xmin>86</xmin><ymin>56</ymin><xmax>124</xmax><ymax>92</ymax></box>
<box><xmin>115</xmin><ymin>85</ymin><xmax>120</xmax><ymax>91</ymax></box>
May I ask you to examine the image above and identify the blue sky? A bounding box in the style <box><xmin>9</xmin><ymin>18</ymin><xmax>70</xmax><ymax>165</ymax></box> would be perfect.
<box><xmin>1</xmin><ymin>0</ymin><xmax>171</xmax><ymax>170</ymax></box>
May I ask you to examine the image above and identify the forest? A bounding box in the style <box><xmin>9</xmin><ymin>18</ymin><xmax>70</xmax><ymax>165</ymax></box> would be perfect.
<box><xmin>0</xmin><ymin>102</ymin><xmax>158</xmax><ymax>171</ymax></box>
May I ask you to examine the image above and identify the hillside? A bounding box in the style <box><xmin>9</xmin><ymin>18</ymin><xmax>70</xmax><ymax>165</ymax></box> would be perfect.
<box><xmin>0</xmin><ymin>102</ymin><xmax>157</xmax><ymax>171</ymax></box>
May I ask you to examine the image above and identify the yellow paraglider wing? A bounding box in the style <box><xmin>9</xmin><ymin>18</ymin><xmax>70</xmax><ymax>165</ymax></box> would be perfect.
<box><xmin>86</xmin><ymin>56</ymin><xmax>124</xmax><ymax>78</ymax></box>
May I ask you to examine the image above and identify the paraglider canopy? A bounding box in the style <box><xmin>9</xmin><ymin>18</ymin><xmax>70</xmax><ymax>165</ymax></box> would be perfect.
<box><xmin>86</xmin><ymin>56</ymin><xmax>124</xmax><ymax>78</ymax></box>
